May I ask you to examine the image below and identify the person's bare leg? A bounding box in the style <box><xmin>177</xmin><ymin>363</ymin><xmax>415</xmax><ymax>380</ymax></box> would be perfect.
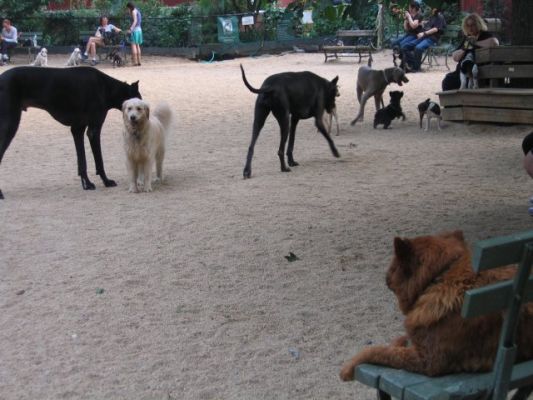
<box><xmin>137</xmin><ymin>45</ymin><xmax>141</xmax><ymax>65</ymax></box>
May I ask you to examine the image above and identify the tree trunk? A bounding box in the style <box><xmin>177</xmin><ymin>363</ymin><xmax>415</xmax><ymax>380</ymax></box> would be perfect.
<box><xmin>511</xmin><ymin>0</ymin><xmax>533</xmax><ymax>45</ymax></box>
<box><xmin>511</xmin><ymin>0</ymin><xmax>533</xmax><ymax>88</ymax></box>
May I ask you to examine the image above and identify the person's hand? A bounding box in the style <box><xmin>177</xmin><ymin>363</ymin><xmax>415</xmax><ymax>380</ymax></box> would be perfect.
<box><xmin>404</xmin><ymin>10</ymin><xmax>410</xmax><ymax>20</ymax></box>
<box><xmin>466</xmin><ymin>35</ymin><xmax>477</xmax><ymax>45</ymax></box>
<box><xmin>417</xmin><ymin>32</ymin><xmax>425</xmax><ymax>39</ymax></box>
<box><xmin>126</xmin><ymin>29</ymin><xmax>131</xmax><ymax>34</ymax></box>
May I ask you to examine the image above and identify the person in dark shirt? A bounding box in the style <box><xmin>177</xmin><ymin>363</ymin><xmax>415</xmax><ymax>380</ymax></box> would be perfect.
<box><xmin>403</xmin><ymin>8</ymin><xmax>446</xmax><ymax>72</ymax></box>
<box><xmin>391</xmin><ymin>1</ymin><xmax>423</xmax><ymax>51</ymax></box>
<box><xmin>441</xmin><ymin>13</ymin><xmax>499</xmax><ymax>90</ymax></box>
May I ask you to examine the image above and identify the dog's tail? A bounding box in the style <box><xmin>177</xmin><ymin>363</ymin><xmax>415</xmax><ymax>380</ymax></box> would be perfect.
<box><xmin>240</xmin><ymin>64</ymin><xmax>272</xmax><ymax>94</ymax></box>
<box><xmin>154</xmin><ymin>102</ymin><xmax>173</xmax><ymax>134</ymax></box>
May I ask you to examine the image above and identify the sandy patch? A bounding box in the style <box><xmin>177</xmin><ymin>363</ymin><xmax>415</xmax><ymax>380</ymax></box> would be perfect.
<box><xmin>0</xmin><ymin>52</ymin><xmax>532</xmax><ymax>400</ymax></box>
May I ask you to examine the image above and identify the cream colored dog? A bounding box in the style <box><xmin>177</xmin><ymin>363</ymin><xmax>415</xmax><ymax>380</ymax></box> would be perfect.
<box><xmin>31</xmin><ymin>48</ymin><xmax>48</xmax><ymax>67</ymax></box>
<box><xmin>122</xmin><ymin>98</ymin><xmax>172</xmax><ymax>193</ymax></box>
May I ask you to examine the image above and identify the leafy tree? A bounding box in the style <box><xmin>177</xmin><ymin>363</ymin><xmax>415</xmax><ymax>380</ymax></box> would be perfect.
<box><xmin>0</xmin><ymin>0</ymin><xmax>47</xmax><ymax>20</ymax></box>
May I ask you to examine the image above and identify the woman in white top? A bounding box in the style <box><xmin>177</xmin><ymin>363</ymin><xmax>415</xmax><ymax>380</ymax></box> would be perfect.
<box><xmin>84</xmin><ymin>16</ymin><xmax>121</xmax><ymax>66</ymax></box>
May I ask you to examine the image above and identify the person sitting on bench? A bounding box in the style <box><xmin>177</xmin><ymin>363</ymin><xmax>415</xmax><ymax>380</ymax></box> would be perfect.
<box><xmin>391</xmin><ymin>1</ymin><xmax>423</xmax><ymax>51</ymax></box>
<box><xmin>441</xmin><ymin>13</ymin><xmax>499</xmax><ymax>91</ymax></box>
<box><xmin>403</xmin><ymin>8</ymin><xmax>446</xmax><ymax>72</ymax></box>
<box><xmin>83</xmin><ymin>16</ymin><xmax>121</xmax><ymax>66</ymax></box>
<box><xmin>0</xmin><ymin>19</ymin><xmax>18</xmax><ymax>65</ymax></box>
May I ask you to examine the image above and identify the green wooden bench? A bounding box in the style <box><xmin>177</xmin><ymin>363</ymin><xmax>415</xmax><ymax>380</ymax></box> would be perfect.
<box><xmin>79</xmin><ymin>30</ymin><xmax>127</xmax><ymax>64</ymax></box>
<box><xmin>421</xmin><ymin>25</ymin><xmax>462</xmax><ymax>70</ymax></box>
<box><xmin>10</xmin><ymin>32</ymin><xmax>43</xmax><ymax>63</ymax></box>
<box><xmin>353</xmin><ymin>230</ymin><xmax>533</xmax><ymax>400</ymax></box>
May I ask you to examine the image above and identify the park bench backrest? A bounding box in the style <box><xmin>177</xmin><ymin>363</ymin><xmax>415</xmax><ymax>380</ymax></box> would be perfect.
<box><xmin>440</xmin><ymin>24</ymin><xmax>462</xmax><ymax>46</ymax></box>
<box><xmin>337</xmin><ymin>30</ymin><xmax>375</xmax><ymax>38</ymax></box>
<box><xmin>461</xmin><ymin>230</ymin><xmax>533</xmax><ymax>400</ymax></box>
<box><xmin>19</xmin><ymin>32</ymin><xmax>43</xmax><ymax>45</ymax></box>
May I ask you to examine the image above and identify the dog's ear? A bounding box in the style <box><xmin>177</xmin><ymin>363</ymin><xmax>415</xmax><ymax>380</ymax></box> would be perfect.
<box><xmin>122</xmin><ymin>100</ymin><xmax>129</xmax><ymax>112</ymax></box>
<box><xmin>425</xmin><ymin>98</ymin><xmax>430</xmax><ymax>103</ymax></box>
<box><xmin>331</xmin><ymin>76</ymin><xmax>339</xmax><ymax>86</ymax></box>
<box><xmin>394</xmin><ymin>237</ymin><xmax>413</xmax><ymax>264</ymax></box>
<box><xmin>144</xmin><ymin>103</ymin><xmax>150</xmax><ymax>120</ymax></box>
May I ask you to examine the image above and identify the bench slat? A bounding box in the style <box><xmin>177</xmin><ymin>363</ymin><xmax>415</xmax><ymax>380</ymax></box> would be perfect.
<box><xmin>356</xmin><ymin>360</ymin><xmax>533</xmax><ymax>400</ymax></box>
<box><xmin>462</xmin><ymin>276</ymin><xmax>533</xmax><ymax>319</ymax></box>
<box><xmin>337</xmin><ymin>30</ymin><xmax>375</xmax><ymax>37</ymax></box>
<box><xmin>473</xmin><ymin>230</ymin><xmax>533</xmax><ymax>272</ymax></box>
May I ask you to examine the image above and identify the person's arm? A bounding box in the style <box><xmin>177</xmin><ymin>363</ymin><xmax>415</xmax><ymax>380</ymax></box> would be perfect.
<box><xmin>129</xmin><ymin>10</ymin><xmax>137</xmax><ymax>32</ymax></box>
<box><xmin>417</xmin><ymin>27</ymin><xmax>438</xmax><ymax>39</ymax></box>
<box><xmin>476</xmin><ymin>36</ymin><xmax>499</xmax><ymax>48</ymax></box>
<box><xmin>4</xmin><ymin>27</ymin><xmax>18</xmax><ymax>43</ymax></box>
<box><xmin>405</xmin><ymin>12</ymin><xmax>420</xmax><ymax>30</ymax></box>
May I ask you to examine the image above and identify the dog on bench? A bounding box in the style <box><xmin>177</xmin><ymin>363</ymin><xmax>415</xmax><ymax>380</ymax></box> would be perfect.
<box><xmin>351</xmin><ymin>63</ymin><xmax>409</xmax><ymax>126</ymax></box>
<box><xmin>0</xmin><ymin>66</ymin><xmax>141</xmax><ymax>199</ymax></box>
<box><xmin>240</xmin><ymin>64</ymin><xmax>340</xmax><ymax>178</ymax></box>
<box><xmin>459</xmin><ymin>50</ymin><xmax>479</xmax><ymax>89</ymax></box>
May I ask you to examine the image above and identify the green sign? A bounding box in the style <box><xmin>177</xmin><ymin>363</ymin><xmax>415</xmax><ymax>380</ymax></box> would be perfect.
<box><xmin>217</xmin><ymin>16</ymin><xmax>239</xmax><ymax>44</ymax></box>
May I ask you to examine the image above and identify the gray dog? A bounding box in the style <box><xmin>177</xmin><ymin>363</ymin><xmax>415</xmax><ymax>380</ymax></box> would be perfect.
<box><xmin>350</xmin><ymin>66</ymin><xmax>409</xmax><ymax>126</ymax></box>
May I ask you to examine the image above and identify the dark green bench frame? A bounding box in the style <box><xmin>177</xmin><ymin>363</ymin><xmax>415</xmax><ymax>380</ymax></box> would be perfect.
<box><xmin>10</xmin><ymin>32</ymin><xmax>43</xmax><ymax>63</ymax></box>
<box><xmin>323</xmin><ymin>30</ymin><xmax>377</xmax><ymax>64</ymax></box>
<box><xmin>79</xmin><ymin>30</ymin><xmax>128</xmax><ymax>64</ymax></box>
<box><xmin>420</xmin><ymin>25</ymin><xmax>462</xmax><ymax>71</ymax></box>
<box><xmin>354</xmin><ymin>230</ymin><xmax>533</xmax><ymax>400</ymax></box>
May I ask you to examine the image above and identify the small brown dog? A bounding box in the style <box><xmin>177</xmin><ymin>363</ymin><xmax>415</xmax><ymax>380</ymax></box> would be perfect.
<box><xmin>340</xmin><ymin>231</ymin><xmax>533</xmax><ymax>381</ymax></box>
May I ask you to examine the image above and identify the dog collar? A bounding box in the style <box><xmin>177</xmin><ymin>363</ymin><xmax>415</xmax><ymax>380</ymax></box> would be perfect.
<box><xmin>382</xmin><ymin>70</ymin><xmax>389</xmax><ymax>84</ymax></box>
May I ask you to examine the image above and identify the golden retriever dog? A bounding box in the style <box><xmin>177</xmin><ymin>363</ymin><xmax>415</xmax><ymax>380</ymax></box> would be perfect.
<box><xmin>340</xmin><ymin>231</ymin><xmax>533</xmax><ymax>381</ymax></box>
<box><xmin>122</xmin><ymin>98</ymin><xmax>172</xmax><ymax>193</ymax></box>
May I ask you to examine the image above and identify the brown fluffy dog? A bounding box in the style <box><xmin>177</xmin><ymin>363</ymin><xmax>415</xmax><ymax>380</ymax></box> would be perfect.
<box><xmin>340</xmin><ymin>231</ymin><xmax>533</xmax><ymax>381</ymax></box>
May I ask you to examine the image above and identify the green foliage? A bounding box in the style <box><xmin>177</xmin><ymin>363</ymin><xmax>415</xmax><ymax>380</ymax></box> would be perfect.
<box><xmin>0</xmin><ymin>0</ymin><xmax>47</xmax><ymax>21</ymax></box>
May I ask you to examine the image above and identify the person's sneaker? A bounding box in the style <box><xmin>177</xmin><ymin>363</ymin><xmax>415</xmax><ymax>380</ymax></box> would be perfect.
<box><xmin>82</xmin><ymin>53</ymin><xmax>88</xmax><ymax>60</ymax></box>
<box><xmin>90</xmin><ymin>59</ymin><xmax>98</xmax><ymax>66</ymax></box>
<box><xmin>528</xmin><ymin>206</ymin><xmax>533</xmax><ymax>216</ymax></box>
<box><xmin>528</xmin><ymin>196</ymin><xmax>533</xmax><ymax>206</ymax></box>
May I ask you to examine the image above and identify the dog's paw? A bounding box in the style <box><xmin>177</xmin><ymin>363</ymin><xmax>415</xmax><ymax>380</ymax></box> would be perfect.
<box><xmin>288</xmin><ymin>160</ymin><xmax>299</xmax><ymax>167</ymax></box>
<box><xmin>332</xmin><ymin>148</ymin><xmax>340</xmax><ymax>158</ymax></box>
<box><xmin>104</xmin><ymin>179</ymin><xmax>117</xmax><ymax>187</ymax></box>
<box><xmin>243</xmin><ymin>168</ymin><xmax>252</xmax><ymax>179</ymax></box>
<box><xmin>143</xmin><ymin>186</ymin><xmax>153</xmax><ymax>193</ymax></box>
<box><xmin>339</xmin><ymin>363</ymin><xmax>356</xmax><ymax>382</ymax></box>
<box><xmin>81</xmin><ymin>179</ymin><xmax>96</xmax><ymax>190</ymax></box>
<box><xmin>128</xmin><ymin>185</ymin><xmax>139</xmax><ymax>193</ymax></box>
<box><xmin>281</xmin><ymin>167</ymin><xmax>291</xmax><ymax>173</ymax></box>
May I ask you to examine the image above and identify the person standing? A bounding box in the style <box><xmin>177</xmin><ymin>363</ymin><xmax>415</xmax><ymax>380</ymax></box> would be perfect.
<box><xmin>1</xmin><ymin>19</ymin><xmax>18</xmax><ymax>65</ymax></box>
<box><xmin>126</xmin><ymin>2</ymin><xmax>142</xmax><ymax>67</ymax></box>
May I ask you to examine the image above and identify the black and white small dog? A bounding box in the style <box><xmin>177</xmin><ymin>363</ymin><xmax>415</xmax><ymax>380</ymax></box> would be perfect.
<box><xmin>373</xmin><ymin>91</ymin><xmax>406</xmax><ymax>129</ymax></box>
<box><xmin>460</xmin><ymin>50</ymin><xmax>479</xmax><ymax>89</ymax></box>
<box><xmin>418</xmin><ymin>98</ymin><xmax>442</xmax><ymax>131</ymax></box>
<box><xmin>107</xmin><ymin>49</ymin><xmax>123</xmax><ymax>68</ymax></box>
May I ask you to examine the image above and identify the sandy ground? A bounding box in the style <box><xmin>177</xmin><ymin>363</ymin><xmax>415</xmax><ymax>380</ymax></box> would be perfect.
<box><xmin>0</xmin><ymin>51</ymin><xmax>532</xmax><ymax>400</ymax></box>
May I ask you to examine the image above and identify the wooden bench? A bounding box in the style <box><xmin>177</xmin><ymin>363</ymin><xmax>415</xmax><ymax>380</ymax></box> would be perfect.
<box><xmin>438</xmin><ymin>46</ymin><xmax>533</xmax><ymax>124</ymax></box>
<box><xmin>323</xmin><ymin>30</ymin><xmax>376</xmax><ymax>63</ymax></box>
<box><xmin>10</xmin><ymin>32</ymin><xmax>43</xmax><ymax>63</ymax></box>
<box><xmin>353</xmin><ymin>230</ymin><xmax>533</xmax><ymax>400</ymax></box>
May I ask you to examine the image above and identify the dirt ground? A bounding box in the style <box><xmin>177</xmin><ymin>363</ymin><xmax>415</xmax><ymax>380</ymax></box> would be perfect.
<box><xmin>0</xmin><ymin>51</ymin><xmax>532</xmax><ymax>400</ymax></box>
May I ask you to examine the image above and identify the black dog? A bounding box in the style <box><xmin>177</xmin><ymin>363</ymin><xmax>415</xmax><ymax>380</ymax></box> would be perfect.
<box><xmin>373</xmin><ymin>91</ymin><xmax>406</xmax><ymax>129</ymax></box>
<box><xmin>0</xmin><ymin>66</ymin><xmax>141</xmax><ymax>199</ymax></box>
<box><xmin>240</xmin><ymin>65</ymin><xmax>340</xmax><ymax>178</ymax></box>
<box><xmin>107</xmin><ymin>48</ymin><xmax>123</xmax><ymax>68</ymax></box>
